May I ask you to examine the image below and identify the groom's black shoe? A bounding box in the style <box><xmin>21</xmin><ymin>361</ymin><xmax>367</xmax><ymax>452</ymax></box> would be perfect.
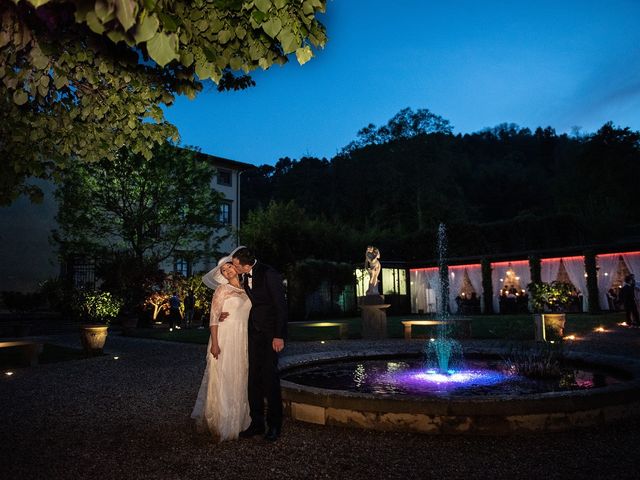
<box><xmin>239</xmin><ymin>423</ymin><xmax>265</xmax><ymax>438</ymax></box>
<box><xmin>264</xmin><ymin>426</ymin><xmax>281</xmax><ymax>442</ymax></box>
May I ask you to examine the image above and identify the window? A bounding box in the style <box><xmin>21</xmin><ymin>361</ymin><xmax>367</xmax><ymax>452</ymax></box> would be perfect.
<box><xmin>65</xmin><ymin>256</ymin><xmax>95</xmax><ymax>289</ymax></box>
<box><xmin>217</xmin><ymin>169</ymin><xmax>232</xmax><ymax>186</ymax></box>
<box><xmin>382</xmin><ymin>268</ymin><xmax>407</xmax><ymax>295</ymax></box>
<box><xmin>218</xmin><ymin>201</ymin><xmax>232</xmax><ymax>225</ymax></box>
<box><xmin>175</xmin><ymin>258</ymin><xmax>190</xmax><ymax>277</ymax></box>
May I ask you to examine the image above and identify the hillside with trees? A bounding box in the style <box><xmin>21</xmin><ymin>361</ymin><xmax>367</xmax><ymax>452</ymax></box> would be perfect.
<box><xmin>241</xmin><ymin>108</ymin><xmax>640</xmax><ymax>265</ymax></box>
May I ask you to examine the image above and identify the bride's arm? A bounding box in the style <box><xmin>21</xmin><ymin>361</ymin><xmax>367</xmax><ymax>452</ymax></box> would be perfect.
<box><xmin>209</xmin><ymin>286</ymin><xmax>226</xmax><ymax>358</ymax></box>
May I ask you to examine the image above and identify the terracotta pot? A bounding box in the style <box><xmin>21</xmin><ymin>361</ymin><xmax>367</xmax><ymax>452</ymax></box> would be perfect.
<box><xmin>80</xmin><ymin>325</ymin><xmax>108</xmax><ymax>355</ymax></box>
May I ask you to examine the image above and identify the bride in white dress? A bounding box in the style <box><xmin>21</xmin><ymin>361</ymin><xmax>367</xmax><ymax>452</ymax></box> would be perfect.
<box><xmin>191</xmin><ymin>255</ymin><xmax>251</xmax><ymax>441</ymax></box>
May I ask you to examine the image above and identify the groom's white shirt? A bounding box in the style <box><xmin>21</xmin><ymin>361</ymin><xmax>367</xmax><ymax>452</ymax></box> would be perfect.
<box><xmin>245</xmin><ymin>260</ymin><xmax>257</xmax><ymax>289</ymax></box>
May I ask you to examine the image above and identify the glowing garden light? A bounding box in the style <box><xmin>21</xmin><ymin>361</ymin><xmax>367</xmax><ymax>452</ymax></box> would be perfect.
<box><xmin>5</xmin><ymin>371</ymin><xmax>14</xmax><ymax>376</ymax></box>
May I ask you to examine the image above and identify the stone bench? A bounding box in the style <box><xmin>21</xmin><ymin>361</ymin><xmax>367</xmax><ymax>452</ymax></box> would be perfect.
<box><xmin>289</xmin><ymin>321</ymin><xmax>349</xmax><ymax>340</ymax></box>
<box><xmin>401</xmin><ymin>319</ymin><xmax>472</xmax><ymax>340</ymax></box>
<box><xmin>0</xmin><ymin>340</ymin><xmax>44</xmax><ymax>366</ymax></box>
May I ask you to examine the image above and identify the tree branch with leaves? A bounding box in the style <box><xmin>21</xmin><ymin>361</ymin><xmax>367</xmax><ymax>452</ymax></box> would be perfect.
<box><xmin>1</xmin><ymin>0</ymin><xmax>327</xmax><ymax>203</ymax></box>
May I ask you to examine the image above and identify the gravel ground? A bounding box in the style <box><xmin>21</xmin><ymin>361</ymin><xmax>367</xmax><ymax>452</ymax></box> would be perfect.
<box><xmin>2</xmin><ymin>327</ymin><xmax>640</xmax><ymax>480</ymax></box>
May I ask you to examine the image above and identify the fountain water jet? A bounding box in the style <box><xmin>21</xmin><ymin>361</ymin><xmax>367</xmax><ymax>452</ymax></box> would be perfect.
<box><xmin>423</xmin><ymin>223</ymin><xmax>464</xmax><ymax>374</ymax></box>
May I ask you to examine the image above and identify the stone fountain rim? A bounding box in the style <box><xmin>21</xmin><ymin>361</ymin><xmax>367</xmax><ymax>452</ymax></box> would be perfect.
<box><xmin>280</xmin><ymin>344</ymin><xmax>640</xmax><ymax>417</ymax></box>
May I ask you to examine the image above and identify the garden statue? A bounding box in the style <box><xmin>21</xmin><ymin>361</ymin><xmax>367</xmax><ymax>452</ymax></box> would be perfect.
<box><xmin>365</xmin><ymin>246</ymin><xmax>381</xmax><ymax>295</ymax></box>
<box><xmin>360</xmin><ymin>246</ymin><xmax>388</xmax><ymax>339</ymax></box>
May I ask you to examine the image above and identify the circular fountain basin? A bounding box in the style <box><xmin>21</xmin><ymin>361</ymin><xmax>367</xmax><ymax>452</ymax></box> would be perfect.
<box><xmin>280</xmin><ymin>344</ymin><xmax>640</xmax><ymax>434</ymax></box>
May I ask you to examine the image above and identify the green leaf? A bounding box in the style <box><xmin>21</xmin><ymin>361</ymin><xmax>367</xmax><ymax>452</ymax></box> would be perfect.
<box><xmin>251</xmin><ymin>10</ymin><xmax>267</xmax><ymax>23</ymax></box>
<box><xmin>262</xmin><ymin>17</ymin><xmax>282</xmax><ymax>38</ymax></box>
<box><xmin>303</xmin><ymin>1</ymin><xmax>314</xmax><ymax>15</ymax></box>
<box><xmin>235</xmin><ymin>26</ymin><xmax>246</xmax><ymax>39</ymax></box>
<box><xmin>86</xmin><ymin>12</ymin><xmax>105</xmax><ymax>35</ymax></box>
<box><xmin>147</xmin><ymin>32</ymin><xmax>179</xmax><ymax>67</ymax></box>
<box><xmin>31</xmin><ymin>50</ymin><xmax>49</xmax><ymax>70</ymax></box>
<box><xmin>218</xmin><ymin>30</ymin><xmax>232</xmax><ymax>44</ymax></box>
<box><xmin>274</xmin><ymin>0</ymin><xmax>287</xmax><ymax>8</ymax></box>
<box><xmin>254</xmin><ymin>0</ymin><xmax>272</xmax><ymax>13</ymax></box>
<box><xmin>277</xmin><ymin>29</ymin><xmax>298</xmax><ymax>54</ymax></box>
<box><xmin>158</xmin><ymin>12</ymin><xmax>182</xmax><ymax>32</ymax></box>
<box><xmin>53</xmin><ymin>74</ymin><xmax>68</xmax><ymax>89</ymax></box>
<box><xmin>229</xmin><ymin>56</ymin><xmax>243</xmax><ymax>70</ymax></box>
<box><xmin>134</xmin><ymin>13</ymin><xmax>160</xmax><ymax>43</ymax></box>
<box><xmin>27</xmin><ymin>0</ymin><xmax>51</xmax><ymax>7</ymax></box>
<box><xmin>107</xmin><ymin>29</ymin><xmax>127</xmax><ymax>43</ymax></box>
<box><xmin>202</xmin><ymin>46</ymin><xmax>217</xmax><ymax>62</ymax></box>
<box><xmin>195</xmin><ymin>61</ymin><xmax>216</xmax><ymax>80</ymax></box>
<box><xmin>180</xmin><ymin>51</ymin><xmax>195</xmax><ymax>67</ymax></box>
<box><xmin>295</xmin><ymin>45</ymin><xmax>313</xmax><ymax>65</ymax></box>
<box><xmin>95</xmin><ymin>0</ymin><xmax>116</xmax><ymax>22</ymax></box>
<box><xmin>115</xmin><ymin>0</ymin><xmax>137</xmax><ymax>31</ymax></box>
<box><xmin>13</xmin><ymin>89</ymin><xmax>28</xmax><ymax>105</ymax></box>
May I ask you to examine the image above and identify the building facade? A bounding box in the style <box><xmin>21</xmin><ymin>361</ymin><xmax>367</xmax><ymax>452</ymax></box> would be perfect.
<box><xmin>0</xmin><ymin>151</ymin><xmax>253</xmax><ymax>293</ymax></box>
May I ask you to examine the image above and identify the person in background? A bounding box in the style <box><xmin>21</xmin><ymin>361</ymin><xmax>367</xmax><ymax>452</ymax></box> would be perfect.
<box><xmin>621</xmin><ymin>275</ymin><xmax>639</xmax><ymax>326</ymax></box>
<box><xmin>184</xmin><ymin>289</ymin><xmax>196</xmax><ymax>328</ymax></box>
<box><xmin>169</xmin><ymin>292</ymin><xmax>182</xmax><ymax>329</ymax></box>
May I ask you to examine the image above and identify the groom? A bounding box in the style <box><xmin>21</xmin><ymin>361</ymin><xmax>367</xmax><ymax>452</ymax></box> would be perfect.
<box><xmin>232</xmin><ymin>247</ymin><xmax>288</xmax><ymax>441</ymax></box>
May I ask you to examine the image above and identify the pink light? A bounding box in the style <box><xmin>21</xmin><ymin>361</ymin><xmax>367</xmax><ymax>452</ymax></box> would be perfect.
<box><xmin>491</xmin><ymin>260</ymin><xmax>529</xmax><ymax>267</ymax></box>
<box><xmin>597</xmin><ymin>251</ymin><xmax>640</xmax><ymax>258</ymax></box>
<box><xmin>448</xmin><ymin>263</ymin><xmax>481</xmax><ymax>270</ymax></box>
<box><xmin>541</xmin><ymin>255</ymin><xmax>584</xmax><ymax>262</ymax></box>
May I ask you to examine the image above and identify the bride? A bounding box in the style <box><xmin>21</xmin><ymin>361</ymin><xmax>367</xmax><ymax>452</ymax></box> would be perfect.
<box><xmin>191</xmin><ymin>251</ymin><xmax>251</xmax><ymax>441</ymax></box>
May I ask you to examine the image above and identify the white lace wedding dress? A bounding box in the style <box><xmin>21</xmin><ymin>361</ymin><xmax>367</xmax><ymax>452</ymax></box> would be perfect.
<box><xmin>191</xmin><ymin>284</ymin><xmax>251</xmax><ymax>440</ymax></box>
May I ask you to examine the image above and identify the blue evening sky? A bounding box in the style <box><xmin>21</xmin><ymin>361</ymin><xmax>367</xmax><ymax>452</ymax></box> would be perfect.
<box><xmin>164</xmin><ymin>0</ymin><xmax>640</xmax><ymax>166</ymax></box>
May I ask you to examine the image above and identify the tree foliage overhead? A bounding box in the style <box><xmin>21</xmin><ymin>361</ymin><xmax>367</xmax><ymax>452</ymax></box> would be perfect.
<box><xmin>53</xmin><ymin>143</ymin><xmax>227</xmax><ymax>264</ymax></box>
<box><xmin>0</xmin><ymin>0</ymin><xmax>327</xmax><ymax>203</ymax></box>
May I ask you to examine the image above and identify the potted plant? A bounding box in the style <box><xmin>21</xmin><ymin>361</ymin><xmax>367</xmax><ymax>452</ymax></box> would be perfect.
<box><xmin>528</xmin><ymin>281</ymin><xmax>574</xmax><ymax>341</ymax></box>
<box><xmin>77</xmin><ymin>291</ymin><xmax>123</xmax><ymax>355</ymax></box>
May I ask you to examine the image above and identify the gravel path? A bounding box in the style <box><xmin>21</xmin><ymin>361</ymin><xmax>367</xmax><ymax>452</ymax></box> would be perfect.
<box><xmin>2</xmin><ymin>326</ymin><xmax>640</xmax><ymax>480</ymax></box>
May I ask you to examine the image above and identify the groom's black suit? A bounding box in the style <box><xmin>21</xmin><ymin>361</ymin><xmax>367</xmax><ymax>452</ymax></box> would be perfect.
<box><xmin>243</xmin><ymin>261</ymin><xmax>288</xmax><ymax>431</ymax></box>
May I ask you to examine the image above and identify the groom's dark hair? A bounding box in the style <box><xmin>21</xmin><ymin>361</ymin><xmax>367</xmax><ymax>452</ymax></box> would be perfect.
<box><xmin>233</xmin><ymin>247</ymin><xmax>256</xmax><ymax>266</ymax></box>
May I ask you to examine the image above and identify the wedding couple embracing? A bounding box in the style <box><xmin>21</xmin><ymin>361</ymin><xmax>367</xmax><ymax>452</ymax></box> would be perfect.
<box><xmin>191</xmin><ymin>246</ymin><xmax>288</xmax><ymax>442</ymax></box>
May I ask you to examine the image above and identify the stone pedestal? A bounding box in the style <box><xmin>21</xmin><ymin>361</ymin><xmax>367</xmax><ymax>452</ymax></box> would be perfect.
<box><xmin>359</xmin><ymin>295</ymin><xmax>391</xmax><ymax>339</ymax></box>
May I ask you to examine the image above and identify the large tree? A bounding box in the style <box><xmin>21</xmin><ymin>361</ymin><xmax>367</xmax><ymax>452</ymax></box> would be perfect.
<box><xmin>53</xmin><ymin>143</ymin><xmax>227</xmax><ymax>265</ymax></box>
<box><xmin>0</xmin><ymin>0</ymin><xmax>327</xmax><ymax>203</ymax></box>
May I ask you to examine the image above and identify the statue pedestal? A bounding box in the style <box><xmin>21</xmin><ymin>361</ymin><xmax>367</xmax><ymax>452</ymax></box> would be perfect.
<box><xmin>359</xmin><ymin>295</ymin><xmax>391</xmax><ymax>339</ymax></box>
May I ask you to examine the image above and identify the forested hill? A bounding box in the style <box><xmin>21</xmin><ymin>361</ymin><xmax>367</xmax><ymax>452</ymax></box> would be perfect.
<box><xmin>240</xmin><ymin>109</ymin><xmax>640</xmax><ymax>264</ymax></box>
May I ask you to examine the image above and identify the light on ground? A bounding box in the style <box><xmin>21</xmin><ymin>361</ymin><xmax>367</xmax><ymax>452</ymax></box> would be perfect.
<box><xmin>5</xmin><ymin>371</ymin><xmax>14</xmax><ymax>376</ymax></box>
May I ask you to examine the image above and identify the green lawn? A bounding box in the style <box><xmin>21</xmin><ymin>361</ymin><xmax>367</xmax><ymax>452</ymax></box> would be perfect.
<box><xmin>127</xmin><ymin>312</ymin><xmax>627</xmax><ymax>344</ymax></box>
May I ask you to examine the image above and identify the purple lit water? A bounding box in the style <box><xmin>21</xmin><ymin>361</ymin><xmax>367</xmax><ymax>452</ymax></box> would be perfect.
<box><xmin>282</xmin><ymin>357</ymin><xmax>624</xmax><ymax>397</ymax></box>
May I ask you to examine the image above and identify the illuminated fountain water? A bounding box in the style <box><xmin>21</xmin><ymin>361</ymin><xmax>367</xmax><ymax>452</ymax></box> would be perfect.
<box><xmin>423</xmin><ymin>223</ymin><xmax>464</xmax><ymax>375</ymax></box>
<box><xmin>401</xmin><ymin>223</ymin><xmax>510</xmax><ymax>389</ymax></box>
